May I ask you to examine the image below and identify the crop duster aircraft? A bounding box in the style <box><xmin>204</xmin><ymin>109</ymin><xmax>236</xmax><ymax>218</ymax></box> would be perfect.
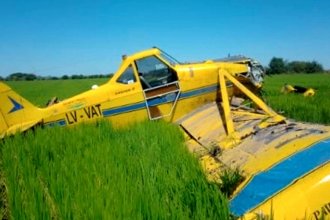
<box><xmin>0</xmin><ymin>48</ymin><xmax>329</xmax><ymax>219</ymax></box>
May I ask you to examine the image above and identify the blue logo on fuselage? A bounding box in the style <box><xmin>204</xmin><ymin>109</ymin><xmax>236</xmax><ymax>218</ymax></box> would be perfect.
<box><xmin>8</xmin><ymin>96</ymin><xmax>24</xmax><ymax>113</ymax></box>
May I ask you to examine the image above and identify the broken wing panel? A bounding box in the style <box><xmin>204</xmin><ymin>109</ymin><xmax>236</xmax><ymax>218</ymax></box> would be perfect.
<box><xmin>177</xmin><ymin>102</ymin><xmax>226</xmax><ymax>151</ymax></box>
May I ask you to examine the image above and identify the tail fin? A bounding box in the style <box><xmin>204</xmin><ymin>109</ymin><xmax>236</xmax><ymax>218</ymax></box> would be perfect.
<box><xmin>0</xmin><ymin>82</ymin><xmax>43</xmax><ymax>138</ymax></box>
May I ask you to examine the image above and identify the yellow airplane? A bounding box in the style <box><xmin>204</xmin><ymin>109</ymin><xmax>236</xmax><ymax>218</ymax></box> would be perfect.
<box><xmin>0</xmin><ymin>47</ymin><xmax>329</xmax><ymax>219</ymax></box>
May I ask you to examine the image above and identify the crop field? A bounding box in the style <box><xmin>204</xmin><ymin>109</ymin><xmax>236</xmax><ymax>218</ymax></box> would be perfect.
<box><xmin>262</xmin><ymin>73</ymin><xmax>330</xmax><ymax>124</ymax></box>
<box><xmin>0</xmin><ymin>121</ymin><xmax>229</xmax><ymax>219</ymax></box>
<box><xmin>0</xmin><ymin>73</ymin><xmax>329</xmax><ymax>219</ymax></box>
<box><xmin>6</xmin><ymin>78</ymin><xmax>109</xmax><ymax>107</ymax></box>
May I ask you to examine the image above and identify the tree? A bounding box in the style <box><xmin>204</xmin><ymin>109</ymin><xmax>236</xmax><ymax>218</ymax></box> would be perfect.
<box><xmin>25</xmin><ymin>73</ymin><xmax>37</xmax><ymax>81</ymax></box>
<box><xmin>287</xmin><ymin>61</ymin><xmax>306</xmax><ymax>73</ymax></box>
<box><xmin>6</xmin><ymin>72</ymin><xmax>37</xmax><ymax>81</ymax></box>
<box><xmin>268</xmin><ymin>58</ymin><xmax>324</xmax><ymax>74</ymax></box>
<box><xmin>268</xmin><ymin>57</ymin><xmax>287</xmax><ymax>74</ymax></box>
<box><xmin>71</xmin><ymin>74</ymin><xmax>84</xmax><ymax>79</ymax></box>
<box><xmin>61</xmin><ymin>75</ymin><xmax>69</xmax><ymax>80</ymax></box>
<box><xmin>287</xmin><ymin>61</ymin><xmax>323</xmax><ymax>73</ymax></box>
<box><xmin>305</xmin><ymin>61</ymin><xmax>323</xmax><ymax>73</ymax></box>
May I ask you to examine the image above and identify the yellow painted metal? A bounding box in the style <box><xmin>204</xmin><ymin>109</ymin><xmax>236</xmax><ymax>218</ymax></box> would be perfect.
<box><xmin>243</xmin><ymin>162</ymin><xmax>330</xmax><ymax>220</ymax></box>
<box><xmin>304</xmin><ymin>88</ymin><xmax>315</xmax><ymax>97</ymax></box>
<box><xmin>182</xmin><ymin>98</ymin><xmax>330</xmax><ymax>219</ymax></box>
<box><xmin>242</xmin><ymin>130</ymin><xmax>330</xmax><ymax>175</ymax></box>
<box><xmin>0</xmin><ymin>82</ymin><xmax>43</xmax><ymax>137</ymax></box>
<box><xmin>219</xmin><ymin>69</ymin><xmax>235</xmax><ymax>135</ymax></box>
<box><xmin>216</xmin><ymin>67</ymin><xmax>286</xmax><ymax>149</ymax></box>
<box><xmin>222</xmin><ymin>69</ymin><xmax>283</xmax><ymax>121</ymax></box>
<box><xmin>282</xmin><ymin>84</ymin><xmax>316</xmax><ymax>97</ymax></box>
<box><xmin>281</xmin><ymin>84</ymin><xmax>296</xmax><ymax>93</ymax></box>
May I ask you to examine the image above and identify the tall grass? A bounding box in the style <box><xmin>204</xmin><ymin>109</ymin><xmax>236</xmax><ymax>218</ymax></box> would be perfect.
<box><xmin>263</xmin><ymin>73</ymin><xmax>330</xmax><ymax>124</ymax></box>
<box><xmin>1</xmin><ymin>121</ymin><xmax>229</xmax><ymax>219</ymax></box>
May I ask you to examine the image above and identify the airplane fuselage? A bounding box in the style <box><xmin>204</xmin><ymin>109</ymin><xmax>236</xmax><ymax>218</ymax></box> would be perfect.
<box><xmin>40</xmin><ymin>48</ymin><xmax>249</xmax><ymax>128</ymax></box>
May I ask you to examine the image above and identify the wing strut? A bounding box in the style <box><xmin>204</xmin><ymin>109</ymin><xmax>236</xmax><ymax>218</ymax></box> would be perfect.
<box><xmin>218</xmin><ymin>68</ymin><xmax>285</xmax><ymax>148</ymax></box>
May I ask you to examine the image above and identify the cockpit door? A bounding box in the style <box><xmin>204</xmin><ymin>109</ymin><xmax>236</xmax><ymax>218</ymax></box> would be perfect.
<box><xmin>135</xmin><ymin>56</ymin><xmax>181</xmax><ymax>120</ymax></box>
<box><xmin>143</xmin><ymin>82</ymin><xmax>180</xmax><ymax>120</ymax></box>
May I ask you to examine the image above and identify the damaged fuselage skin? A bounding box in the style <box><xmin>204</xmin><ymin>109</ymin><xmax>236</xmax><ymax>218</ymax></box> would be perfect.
<box><xmin>0</xmin><ymin>48</ymin><xmax>329</xmax><ymax>219</ymax></box>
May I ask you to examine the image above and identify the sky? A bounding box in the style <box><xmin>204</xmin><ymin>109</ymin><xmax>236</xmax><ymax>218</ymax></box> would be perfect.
<box><xmin>1</xmin><ymin>0</ymin><xmax>330</xmax><ymax>77</ymax></box>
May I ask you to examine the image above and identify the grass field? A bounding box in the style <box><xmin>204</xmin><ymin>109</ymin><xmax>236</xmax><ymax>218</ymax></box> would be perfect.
<box><xmin>1</xmin><ymin>121</ymin><xmax>229</xmax><ymax>219</ymax></box>
<box><xmin>6</xmin><ymin>78</ymin><xmax>108</xmax><ymax>107</ymax></box>
<box><xmin>263</xmin><ymin>73</ymin><xmax>330</xmax><ymax>124</ymax></box>
<box><xmin>1</xmin><ymin>73</ymin><xmax>329</xmax><ymax>219</ymax></box>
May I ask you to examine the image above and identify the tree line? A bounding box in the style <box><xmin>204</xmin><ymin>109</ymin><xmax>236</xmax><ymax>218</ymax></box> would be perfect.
<box><xmin>0</xmin><ymin>73</ymin><xmax>113</xmax><ymax>81</ymax></box>
<box><xmin>0</xmin><ymin>58</ymin><xmax>327</xmax><ymax>81</ymax></box>
<box><xmin>267</xmin><ymin>57</ymin><xmax>324</xmax><ymax>74</ymax></box>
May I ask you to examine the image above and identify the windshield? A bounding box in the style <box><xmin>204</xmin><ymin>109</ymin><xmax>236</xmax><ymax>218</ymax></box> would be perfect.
<box><xmin>158</xmin><ymin>50</ymin><xmax>181</xmax><ymax>66</ymax></box>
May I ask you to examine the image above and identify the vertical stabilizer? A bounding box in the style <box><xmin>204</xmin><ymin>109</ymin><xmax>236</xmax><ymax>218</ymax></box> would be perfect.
<box><xmin>0</xmin><ymin>82</ymin><xmax>43</xmax><ymax>138</ymax></box>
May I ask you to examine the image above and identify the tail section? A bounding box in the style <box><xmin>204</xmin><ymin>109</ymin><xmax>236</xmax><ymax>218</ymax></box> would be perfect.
<box><xmin>0</xmin><ymin>82</ymin><xmax>43</xmax><ymax>138</ymax></box>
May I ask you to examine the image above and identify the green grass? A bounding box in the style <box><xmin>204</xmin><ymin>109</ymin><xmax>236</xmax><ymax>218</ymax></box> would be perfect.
<box><xmin>6</xmin><ymin>78</ymin><xmax>108</xmax><ymax>107</ymax></box>
<box><xmin>219</xmin><ymin>168</ymin><xmax>244</xmax><ymax>197</ymax></box>
<box><xmin>262</xmin><ymin>73</ymin><xmax>330</xmax><ymax>124</ymax></box>
<box><xmin>0</xmin><ymin>121</ymin><xmax>229</xmax><ymax>219</ymax></box>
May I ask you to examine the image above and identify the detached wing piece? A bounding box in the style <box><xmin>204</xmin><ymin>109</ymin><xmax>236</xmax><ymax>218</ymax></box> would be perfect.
<box><xmin>0</xmin><ymin>82</ymin><xmax>43</xmax><ymax>138</ymax></box>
